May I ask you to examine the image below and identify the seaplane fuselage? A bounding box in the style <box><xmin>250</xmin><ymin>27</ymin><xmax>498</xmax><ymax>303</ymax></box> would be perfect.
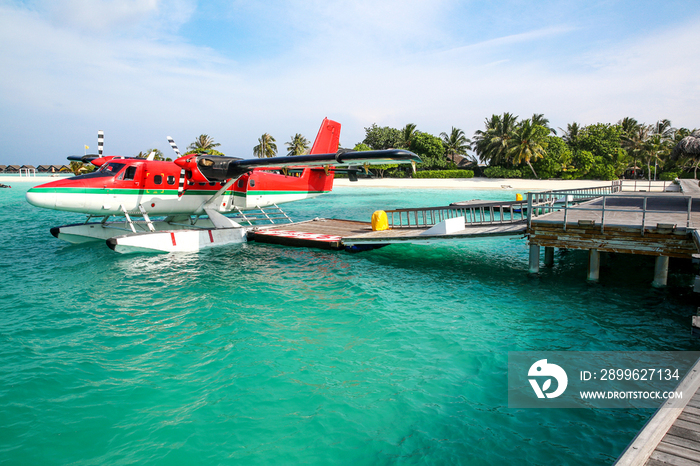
<box><xmin>26</xmin><ymin>158</ymin><xmax>334</xmax><ymax>216</ymax></box>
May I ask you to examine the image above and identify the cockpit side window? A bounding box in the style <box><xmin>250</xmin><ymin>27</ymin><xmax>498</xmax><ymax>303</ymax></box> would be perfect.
<box><xmin>123</xmin><ymin>166</ymin><xmax>138</xmax><ymax>181</ymax></box>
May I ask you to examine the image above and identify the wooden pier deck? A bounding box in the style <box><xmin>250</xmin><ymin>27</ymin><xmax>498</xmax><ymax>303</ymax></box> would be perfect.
<box><xmin>528</xmin><ymin>193</ymin><xmax>700</xmax><ymax>258</ymax></box>
<box><xmin>616</xmin><ymin>358</ymin><xmax>700</xmax><ymax>466</ymax></box>
<box><xmin>249</xmin><ymin>217</ymin><xmax>527</xmax><ymax>250</ymax></box>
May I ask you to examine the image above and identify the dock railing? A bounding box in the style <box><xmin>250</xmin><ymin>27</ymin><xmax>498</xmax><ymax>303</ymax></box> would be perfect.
<box><xmin>526</xmin><ymin>182</ymin><xmax>693</xmax><ymax>235</ymax></box>
<box><xmin>384</xmin><ymin>200</ymin><xmax>535</xmax><ymax>229</ymax></box>
<box><xmin>385</xmin><ymin>180</ymin><xmax>682</xmax><ymax>232</ymax></box>
<box><xmin>618</xmin><ymin>179</ymin><xmax>674</xmax><ymax>192</ymax></box>
<box><xmin>525</xmin><ymin>182</ymin><xmax>623</xmax><ymax>229</ymax></box>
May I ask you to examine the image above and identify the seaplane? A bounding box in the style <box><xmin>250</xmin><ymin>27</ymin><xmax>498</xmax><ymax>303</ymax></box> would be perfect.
<box><xmin>26</xmin><ymin>118</ymin><xmax>421</xmax><ymax>253</ymax></box>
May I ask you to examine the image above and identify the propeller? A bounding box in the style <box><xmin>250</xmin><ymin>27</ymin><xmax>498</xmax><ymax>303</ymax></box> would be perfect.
<box><xmin>167</xmin><ymin>136</ymin><xmax>181</xmax><ymax>157</ymax></box>
<box><xmin>167</xmin><ymin>136</ymin><xmax>188</xmax><ymax>199</ymax></box>
<box><xmin>98</xmin><ymin>130</ymin><xmax>104</xmax><ymax>157</ymax></box>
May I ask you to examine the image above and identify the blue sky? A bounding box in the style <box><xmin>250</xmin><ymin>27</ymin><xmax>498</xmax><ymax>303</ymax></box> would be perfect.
<box><xmin>1</xmin><ymin>0</ymin><xmax>699</xmax><ymax>165</ymax></box>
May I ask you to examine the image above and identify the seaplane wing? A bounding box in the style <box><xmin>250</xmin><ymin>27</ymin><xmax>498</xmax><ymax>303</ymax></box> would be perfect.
<box><xmin>175</xmin><ymin>149</ymin><xmax>420</xmax><ymax>183</ymax></box>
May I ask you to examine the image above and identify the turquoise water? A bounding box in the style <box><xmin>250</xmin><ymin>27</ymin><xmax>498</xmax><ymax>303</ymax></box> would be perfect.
<box><xmin>1</xmin><ymin>184</ymin><xmax>699</xmax><ymax>465</ymax></box>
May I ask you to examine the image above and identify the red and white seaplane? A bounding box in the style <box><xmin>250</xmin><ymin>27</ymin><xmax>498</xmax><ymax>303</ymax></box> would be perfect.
<box><xmin>26</xmin><ymin>119</ymin><xmax>420</xmax><ymax>253</ymax></box>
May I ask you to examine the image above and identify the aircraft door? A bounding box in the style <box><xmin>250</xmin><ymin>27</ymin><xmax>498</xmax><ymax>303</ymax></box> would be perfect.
<box><xmin>109</xmin><ymin>164</ymin><xmax>145</xmax><ymax>211</ymax></box>
<box><xmin>121</xmin><ymin>165</ymin><xmax>144</xmax><ymax>188</ymax></box>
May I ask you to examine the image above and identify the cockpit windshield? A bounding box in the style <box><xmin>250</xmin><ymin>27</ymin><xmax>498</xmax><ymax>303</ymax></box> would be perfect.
<box><xmin>98</xmin><ymin>162</ymin><xmax>126</xmax><ymax>174</ymax></box>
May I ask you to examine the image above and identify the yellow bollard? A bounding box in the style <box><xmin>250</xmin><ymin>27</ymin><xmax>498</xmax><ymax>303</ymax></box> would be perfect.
<box><xmin>516</xmin><ymin>193</ymin><xmax>523</xmax><ymax>201</ymax></box>
<box><xmin>371</xmin><ymin>210</ymin><xmax>389</xmax><ymax>231</ymax></box>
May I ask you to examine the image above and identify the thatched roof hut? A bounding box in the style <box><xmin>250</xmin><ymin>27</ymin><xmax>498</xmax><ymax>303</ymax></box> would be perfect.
<box><xmin>673</xmin><ymin>130</ymin><xmax>700</xmax><ymax>158</ymax></box>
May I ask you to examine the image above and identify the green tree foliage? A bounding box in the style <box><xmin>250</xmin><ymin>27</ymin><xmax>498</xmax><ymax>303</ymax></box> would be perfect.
<box><xmin>531</xmin><ymin>136</ymin><xmax>572</xmax><ymax>179</ymax></box>
<box><xmin>509</xmin><ymin>119</ymin><xmax>548</xmax><ymax>178</ymax></box>
<box><xmin>559</xmin><ymin>122</ymin><xmax>581</xmax><ymax>149</ymax></box>
<box><xmin>136</xmin><ymin>149</ymin><xmax>166</xmax><ymax>161</ymax></box>
<box><xmin>571</xmin><ymin>123</ymin><xmax>627</xmax><ymax>179</ymax></box>
<box><xmin>473</xmin><ymin>112</ymin><xmax>519</xmax><ymax>166</ymax></box>
<box><xmin>399</xmin><ymin>123</ymin><xmax>418</xmax><ymax>148</ymax></box>
<box><xmin>440</xmin><ymin>127</ymin><xmax>471</xmax><ymax>164</ymax></box>
<box><xmin>362</xmin><ymin>124</ymin><xmax>402</xmax><ymax>150</ymax></box>
<box><xmin>285</xmin><ymin>133</ymin><xmax>310</xmax><ymax>156</ymax></box>
<box><xmin>409</xmin><ymin>132</ymin><xmax>447</xmax><ymax>170</ymax></box>
<box><xmin>483</xmin><ymin>166</ymin><xmax>523</xmax><ymax>178</ymax></box>
<box><xmin>254</xmin><ymin>133</ymin><xmax>277</xmax><ymax>158</ymax></box>
<box><xmin>413</xmin><ymin>170</ymin><xmax>474</xmax><ymax>179</ymax></box>
<box><xmin>187</xmin><ymin>135</ymin><xmax>221</xmax><ymax>154</ymax></box>
<box><xmin>531</xmin><ymin>113</ymin><xmax>556</xmax><ymax>135</ymax></box>
<box><xmin>65</xmin><ymin>161</ymin><xmax>89</xmax><ymax>175</ymax></box>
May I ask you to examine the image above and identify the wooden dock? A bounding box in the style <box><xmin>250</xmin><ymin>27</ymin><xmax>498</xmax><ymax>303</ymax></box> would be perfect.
<box><xmin>249</xmin><ymin>217</ymin><xmax>527</xmax><ymax>250</ymax></box>
<box><xmin>528</xmin><ymin>194</ymin><xmax>699</xmax><ymax>257</ymax></box>
<box><xmin>616</xmin><ymin>358</ymin><xmax>700</xmax><ymax>466</ymax></box>
<box><xmin>526</xmin><ymin>182</ymin><xmax>700</xmax><ymax>283</ymax></box>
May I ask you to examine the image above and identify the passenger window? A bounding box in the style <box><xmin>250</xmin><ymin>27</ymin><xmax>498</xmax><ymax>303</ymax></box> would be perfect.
<box><xmin>250</xmin><ymin>179</ymin><xmax>255</xmax><ymax>187</ymax></box>
<box><xmin>167</xmin><ymin>176</ymin><xmax>175</xmax><ymax>185</ymax></box>
<box><xmin>154</xmin><ymin>175</ymin><xmax>163</xmax><ymax>185</ymax></box>
<box><xmin>237</xmin><ymin>179</ymin><xmax>244</xmax><ymax>188</ymax></box>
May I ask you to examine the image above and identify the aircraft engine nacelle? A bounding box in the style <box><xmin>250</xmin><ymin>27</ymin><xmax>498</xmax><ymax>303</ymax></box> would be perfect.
<box><xmin>173</xmin><ymin>155</ymin><xmax>211</xmax><ymax>183</ymax></box>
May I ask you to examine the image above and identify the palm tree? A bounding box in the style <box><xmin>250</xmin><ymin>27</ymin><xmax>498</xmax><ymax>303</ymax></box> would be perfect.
<box><xmin>187</xmin><ymin>134</ymin><xmax>221</xmax><ymax>154</ymax></box>
<box><xmin>136</xmin><ymin>149</ymin><xmax>165</xmax><ymax>161</ymax></box>
<box><xmin>254</xmin><ymin>133</ymin><xmax>277</xmax><ymax>158</ymax></box>
<box><xmin>559</xmin><ymin>122</ymin><xmax>581</xmax><ymax>147</ymax></box>
<box><xmin>622</xmin><ymin>125</ymin><xmax>652</xmax><ymax>179</ymax></box>
<box><xmin>440</xmin><ymin>127</ymin><xmax>471</xmax><ymax>163</ymax></box>
<box><xmin>509</xmin><ymin>119</ymin><xmax>548</xmax><ymax>178</ymax></box>
<box><xmin>618</xmin><ymin>117</ymin><xmax>640</xmax><ymax>138</ymax></box>
<box><xmin>473</xmin><ymin>112</ymin><xmax>519</xmax><ymax>165</ymax></box>
<box><xmin>285</xmin><ymin>133</ymin><xmax>309</xmax><ymax>156</ymax></box>
<box><xmin>531</xmin><ymin>113</ymin><xmax>556</xmax><ymax>135</ymax></box>
<box><xmin>649</xmin><ymin>119</ymin><xmax>675</xmax><ymax>180</ymax></box>
<box><xmin>399</xmin><ymin>123</ymin><xmax>418</xmax><ymax>148</ymax></box>
<box><xmin>65</xmin><ymin>161</ymin><xmax>88</xmax><ymax>175</ymax></box>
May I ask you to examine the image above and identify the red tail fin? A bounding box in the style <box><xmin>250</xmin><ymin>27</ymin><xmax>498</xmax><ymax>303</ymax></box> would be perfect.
<box><xmin>309</xmin><ymin>118</ymin><xmax>341</xmax><ymax>154</ymax></box>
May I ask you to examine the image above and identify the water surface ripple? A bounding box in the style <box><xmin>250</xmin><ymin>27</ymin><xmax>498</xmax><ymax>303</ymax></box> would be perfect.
<box><xmin>1</xmin><ymin>186</ymin><xmax>697</xmax><ymax>465</ymax></box>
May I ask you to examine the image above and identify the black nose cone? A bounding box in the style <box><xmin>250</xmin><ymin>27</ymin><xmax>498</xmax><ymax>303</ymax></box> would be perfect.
<box><xmin>106</xmin><ymin>238</ymin><xmax>117</xmax><ymax>251</ymax></box>
<box><xmin>50</xmin><ymin>227</ymin><xmax>60</xmax><ymax>238</ymax></box>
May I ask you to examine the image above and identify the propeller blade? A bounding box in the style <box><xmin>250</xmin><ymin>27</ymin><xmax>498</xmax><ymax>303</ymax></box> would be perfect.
<box><xmin>98</xmin><ymin>130</ymin><xmax>104</xmax><ymax>157</ymax></box>
<box><xmin>167</xmin><ymin>136</ymin><xmax>181</xmax><ymax>157</ymax></box>
<box><xmin>177</xmin><ymin>168</ymin><xmax>186</xmax><ymax>199</ymax></box>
